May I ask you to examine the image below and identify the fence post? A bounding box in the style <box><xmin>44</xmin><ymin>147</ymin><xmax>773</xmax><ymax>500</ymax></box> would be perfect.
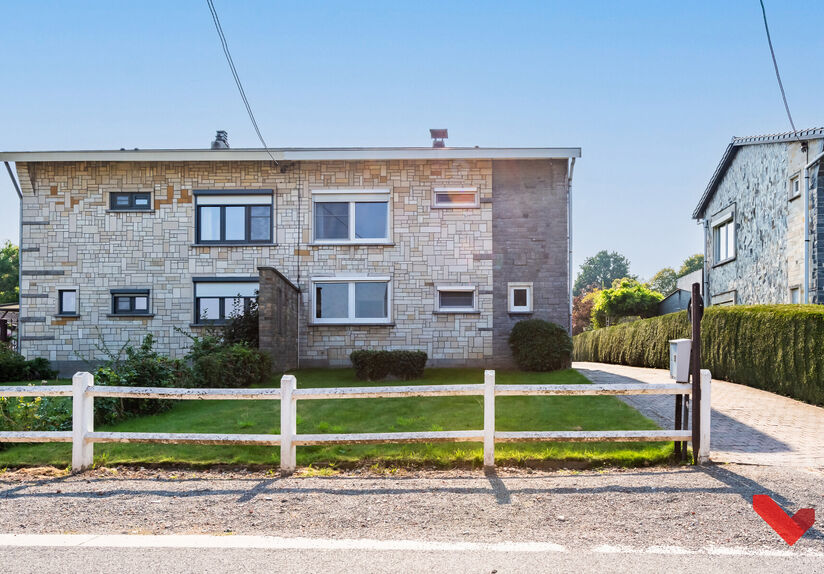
<box><xmin>71</xmin><ymin>372</ymin><xmax>94</xmax><ymax>472</ymax></box>
<box><xmin>280</xmin><ymin>374</ymin><xmax>297</xmax><ymax>474</ymax></box>
<box><xmin>698</xmin><ymin>370</ymin><xmax>711</xmax><ymax>464</ymax></box>
<box><xmin>484</xmin><ymin>370</ymin><xmax>495</xmax><ymax>468</ymax></box>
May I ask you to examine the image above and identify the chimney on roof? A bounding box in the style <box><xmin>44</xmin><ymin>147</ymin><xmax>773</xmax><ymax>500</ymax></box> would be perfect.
<box><xmin>430</xmin><ymin>129</ymin><xmax>448</xmax><ymax>148</ymax></box>
<box><xmin>211</xmin><ymin>130</ymin><xmax>229</xmax><ymax>149</ymax></box>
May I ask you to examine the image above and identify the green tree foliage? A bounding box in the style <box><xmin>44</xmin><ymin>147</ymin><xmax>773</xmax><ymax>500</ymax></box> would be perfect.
<box><xmin>590</xmin><ymin>278</ymin><xmax>663</xmax><ymax>328</ymax></box>
<box><xmin>572</xmin><ymin>284</ymin><xmax>601</xmax><ymax>336</ymax></box>
<box><xmin>678</xmin><ymin>254</ymin><xmax>704</xmax><ymax>277</ymax></box>
<box><xmin>573</xmin><ymin>250</ymin><xmax>633</xmax><ymax>296</ymax></box>
<box><xmin>648</xmin><ymin>267</ymin><xmax>677</xmax><ymax>295</ymax></box>
<box><xmin>0</xmin><ymin>241</ymin><xmax>19</xmax><ymax>304</ymax></box>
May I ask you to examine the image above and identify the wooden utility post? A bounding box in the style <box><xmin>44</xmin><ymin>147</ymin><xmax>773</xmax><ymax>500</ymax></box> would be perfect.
<box><xmin>690</xmin><ymin>282</ymin><xmax>704</xmax><ymax>464</ymax></box>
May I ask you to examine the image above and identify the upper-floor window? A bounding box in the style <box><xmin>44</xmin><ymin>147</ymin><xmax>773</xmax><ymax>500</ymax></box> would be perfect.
<box><xmin>432</xmin><ymin>187</ymin><xmax>479</xmax><ymax>208</ymax></box>
<box><xmin>789</xmin><ymin>172</ymin><xmax>801</xmax><ymax>201</ymax></box>
<box><xmin>110</xmin><ymin>192</ymin><xmax>151</xmax><ymax>211</ymax></box>
<box><xmin>111</xmin><ymin>289</ymin><xmax>150</xmax><ymax>315</ymax></box>
<box><xmin>436</xmin><ymin>285</ymin><xmax>477</xmax><ymax>313</ymax></box>
<box><xmin>711</xmin><ymin>206</ymin><xmax>735</xmax><ymax>265</ymax></box>
<box><xmin>311</xmin><ymin>190</ymin><xmax>390</xmax><ymax>244</ymax></box>
<box><xmin>193</xmin><ymin>278</ymin><xmax>258</xmax><ymax>324</ymax></box>
<box><xmin>195</xmin><ymin>191</ymin><xmax>273</xmax><ymax>245</ymax></box>
<box><xmin>312</xmin><ymin>277</ymin><xmax>391</xmax><ymax>324</ymax></box>
<box><xmin>58</xmin><ymin>289</ymin><xmax>78</xmax><ymax>316</ymax></box>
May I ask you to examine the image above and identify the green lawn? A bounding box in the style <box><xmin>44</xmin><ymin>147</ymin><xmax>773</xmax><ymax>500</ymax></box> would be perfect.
<box><xmin>0</xmin><ymin>368</ymin><xmax>675</xmax><ymax>468</ymax></box>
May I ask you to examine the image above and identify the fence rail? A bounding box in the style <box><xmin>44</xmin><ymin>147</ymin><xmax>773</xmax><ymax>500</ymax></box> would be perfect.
<box><xmin>0</xmin><ymin>369</ymin><xmax>712</xmax><ymax>472</ymax></box>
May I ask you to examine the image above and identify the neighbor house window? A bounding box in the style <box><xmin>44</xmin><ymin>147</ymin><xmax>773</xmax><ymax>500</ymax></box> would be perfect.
<box><xmin>311</xmin><ymin>190</ymin><xmax>390</xmax><ymax>243</ymax></box>
<box><xmin>193</xmin><ymin>278</ymin><xmax>258</xmax><ymax>324</ymax></box>
<box><xmin>432</xmin><ymin>187</ymin><xmax>479</xmax><ymax>208</ymax></box>
<box><xmin>790</xmin><ymin>286</ymin><xmax>801</xmax><ymax>304</ymax></box>
<box><xmin>436</xmin><ymin>286</ymin><xmax>477</xmax><ymax>313</ymax></box>
<box><xmin>312</xmin><ymin>277</ymin><xmax>391</xmax><ymax>324</ymax></box>
<box><xmin>508</xmin><ymin>282</ymin><xmax>533</xmax><ymax>313</ymax></box>
<box><xmin>789</xmin><ymin>173</ymin><xmax>801</xmax><ymax>201</ymax></box>
<box><xmin>195</xmin><ymin>191</ymin><xmax>273</xmax><ymax>244</ymax></box>
<box><xmin>111</xmin><ymin>289</ymin><xmax>150</xmax><ymax>315</ymax></box>
<box><xmin>58</xmin><ymin>289</ymin><xmax>78</xmax><ymax>315</ymax></box>
<box><xmin>711</xmin><ymin>207</ymin><xmax>735</xmax><ymax>264</ymax></box>
<box><xmin>110</xmin><ymin>192</ymin><xmax>151</xmax><ymax>211</ymax></box>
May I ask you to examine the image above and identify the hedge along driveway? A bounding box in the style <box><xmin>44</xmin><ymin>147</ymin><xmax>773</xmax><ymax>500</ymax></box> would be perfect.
<box><xmin>573</xmin><ymin>305</ymin><xmax>824</xmax><ymax>406</ymax></box>
<box><xmin>0</xmin><ymin>368</ymin><xmax>670</xmax><ymax>468</ymax></box>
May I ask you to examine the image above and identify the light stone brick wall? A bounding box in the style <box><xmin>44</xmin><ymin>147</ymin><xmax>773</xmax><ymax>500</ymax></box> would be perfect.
<box><xmin>15</xmin><ymin>159</ymin><xmax>506</xmax><ymax>372</ymax></box>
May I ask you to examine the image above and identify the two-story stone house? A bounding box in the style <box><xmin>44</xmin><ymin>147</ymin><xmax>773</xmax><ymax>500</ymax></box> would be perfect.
<box><xmin>692</xmin><ymin>128</ymin><xmax>824</xmax><ymax>307</ymax></box>
<box><xmin>1</xmin><ymin>135</ymin><xmax>580</xmax><ymax>375</ymax></box>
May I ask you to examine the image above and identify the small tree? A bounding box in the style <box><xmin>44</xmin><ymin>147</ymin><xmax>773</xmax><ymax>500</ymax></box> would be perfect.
<box><xmin>572</xmin><ymin>283</ymin><xmax>600</xmax><ymax>335</ymax></box>
<box><xmin>678</xmin><ymin>254</ymin><xmax>704</xmax><ymax>277</ymax></box>
<box><xmin>573</xmin><ymin>250</ymin><xmax>634</xmax><ymax>296</ymax></box>
<box><xmin>591</xmin><ymin>278</ymin><xmax>663</xmax><ymax>328</ymax></box>
<box><xmin>0</xmin><ymin>241</ymin><xmax>18</xmax><ymax>305</ymax></box>
<box><xmin>648</xmin><ymin>267</ymin><xmax>677</xmax><ymax>295</ymax></box>
<box><xmin>222</xmin><ymin>292</ymin><xmax>259</xmax><ymax>347</ymax></box>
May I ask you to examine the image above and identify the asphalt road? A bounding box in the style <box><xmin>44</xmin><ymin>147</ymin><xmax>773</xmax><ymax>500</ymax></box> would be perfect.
<box><xmin>1</xmin><ymin>463</ymin><xmax>822</xmax><ymax>572</ymax></box>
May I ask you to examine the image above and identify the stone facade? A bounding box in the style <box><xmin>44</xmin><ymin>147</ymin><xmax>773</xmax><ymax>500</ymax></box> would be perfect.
<box><xmin>14</xmin><ymin>158</ymin><xmax>571</xmax><ymax>374</ymax></box>
<box><xmin>697</xmin><ymin>138</ymin><xmax>823</xmax><ymax>306</ymax></box>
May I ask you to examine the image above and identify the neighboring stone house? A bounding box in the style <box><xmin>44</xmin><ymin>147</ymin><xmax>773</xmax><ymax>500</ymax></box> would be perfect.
<box><xmin>1</xmin><ymin>135</ymin><xmax>580</xmax><ymax>375</ymax></box>
<box><xmin>692</xmin><ymin>128</ymin><xmax>824</xmax><ymax>307</ymax></box>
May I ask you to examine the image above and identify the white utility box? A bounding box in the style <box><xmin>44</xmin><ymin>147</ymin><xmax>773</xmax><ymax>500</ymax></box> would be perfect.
<box><xmin>669</xmin><ymin>339</ymin><xmax>692</xmax><ymax>382</ymax></box>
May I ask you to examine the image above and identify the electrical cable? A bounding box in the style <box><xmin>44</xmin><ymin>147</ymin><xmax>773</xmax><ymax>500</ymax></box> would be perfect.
<box><xmin>758</xmin><ymin>0</ymin><xmax>800</xmax><ymax>140</ymax></box>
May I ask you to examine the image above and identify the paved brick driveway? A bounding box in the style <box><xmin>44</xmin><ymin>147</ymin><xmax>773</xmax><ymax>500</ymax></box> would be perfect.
<box><xmin>574</xmin><ymin>362</ymin><xmax>824</xmax><ymax>468</ymax></box>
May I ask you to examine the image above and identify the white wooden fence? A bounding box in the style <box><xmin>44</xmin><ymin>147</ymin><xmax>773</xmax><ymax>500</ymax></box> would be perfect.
<box><xmin>0</xmin><ymin>369</ymin><xmax>712</xmax><ymax>472</ymax></box>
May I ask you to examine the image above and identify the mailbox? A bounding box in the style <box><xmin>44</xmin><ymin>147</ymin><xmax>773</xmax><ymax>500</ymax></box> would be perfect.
<box><xmin>669</xmin><ymin>339</ymin><xmax>692</xmax><ymax>382</ymax></box>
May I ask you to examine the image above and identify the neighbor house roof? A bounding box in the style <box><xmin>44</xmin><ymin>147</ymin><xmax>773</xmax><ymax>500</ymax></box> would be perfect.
<box><xmin>692</xmin><ymin>127</ymin><xmax>824</xmax><ymax>220</ymax></box>
<box><xmin>0</xmin><ymin>146</ymin><xmax>581</xmax><ymax>163</ymax></box>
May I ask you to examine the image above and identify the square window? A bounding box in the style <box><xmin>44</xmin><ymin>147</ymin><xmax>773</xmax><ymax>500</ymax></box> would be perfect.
<box><xmin>134</xmin><ymin>296</ymin><xmax>148</xmax><ymax>311</ymax></box>
<box><xmin>58</xmin><ymin>290</ymin><xmax>77</xmax><ymax>315</ymax></box>
<box><xmin>316</xmin><ymin>283</ymin><xmax>349</xmax><ymax>319</ymax></box>
<box><xmin>198</xmin><ymin>298</ymin><xmax>220</xmax><ymax>321</ymax></box>
<box><xmin>116</xmin><ymin>297</ymin><xmax>131</xmax><ymax>312</ymax></box>
<box><xmin>355</xmin><ymin>282</ymin><xmax>388</xmax><ymax>318</ymax></box>
<box><xmin>354</xmin><ymin>202</ymin><xmax>388</xmax><ymax>239</ymax></box>
<box><xmin>508</xmin><ymin>282</ymin><xmax>533</xmax><ymax>313</ymax></box>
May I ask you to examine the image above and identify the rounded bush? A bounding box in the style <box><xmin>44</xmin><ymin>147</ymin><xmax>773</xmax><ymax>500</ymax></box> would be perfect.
<box><xmin>508</xmin><ymin>319</ymin><xmax>572</xmax><ymax>372</ymax></box>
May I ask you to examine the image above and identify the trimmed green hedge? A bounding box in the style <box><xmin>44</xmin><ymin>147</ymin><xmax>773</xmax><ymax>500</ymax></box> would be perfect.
<box><xmin>573</xmin><ymin>305</ymin><xmax>824</xmax><ymax>406</ymax></box>
<box><xmin>349</xmin><ymin>350</ymin><xmax>428</xmax><ymax>381</ymax></box>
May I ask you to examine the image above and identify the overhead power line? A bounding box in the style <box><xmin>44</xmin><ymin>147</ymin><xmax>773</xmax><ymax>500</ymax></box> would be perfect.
<box><xmin>758</xmin><ymin>0</ymin><xmax>799</xmax><ymax>139</ymax></box>
<box><xmin>206</xmin><ymin>0</ymin><xmax>278</xmax><ymax>165</ymax></box>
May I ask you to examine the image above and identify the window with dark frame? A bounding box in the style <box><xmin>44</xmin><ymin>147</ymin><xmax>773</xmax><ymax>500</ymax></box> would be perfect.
<box><xmin>196</xmin><ymin>204</ymin><xmax>273</xmax><ymax>244</ymax></box>
<box><xmin>110</xmin><ymin>192</ymin><xmax>151</xmax><ymax>211</ymax></box>
<box><xmin>436</xmin><ymin>287</ymin><xmax>476</xmax><ymax>312</ymax></box>
<box><xmin>111</xmin><ymin>291</ymin><xmax>150</xmax><ymax>315</ymax></box>
<box><xmin>58</xmin><ymin>289</ymin><xmax>78</xmax><ymax>315</ymax></box>
<box><xmin>193</xmin><ymin>280</ymin><xmax>258</xmax><ymax>324</ymax></box>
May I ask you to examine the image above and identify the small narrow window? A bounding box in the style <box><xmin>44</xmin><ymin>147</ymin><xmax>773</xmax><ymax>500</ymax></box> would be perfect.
<box><xmin>58</xmin><ymin>289</ymin><xmax>78</xmax><ymax>315</ymax></box>
<box><xmin>436</xmin><ymin>286</ymin><xmax>476</xmax><ymax>312</ymax></box>
<box><xmin>711</xmin><ymin>208</ymin><xmax>735</xmax><ymax>264</ymax></box>
<box><xmin>111</xmin><ymin>290</ymin><xmax>151</xmax><ymax>315</ymax></box>
<box><xmin>789</xmin><ymin>174</ymin><xmax>801</xmax><ymax>201</ymax></box>
<box><xmin>110</xmin><ymin>192</ymin><xmax>151</xmax><ymax>211</ymax></box>
<box><xmin>508</xmin><ymin>282</ymin><xmax>533</xmax><ymax>313</ymax></box>
<box><xmin>432</xmin><ymin>187</ymin><xmax>479</xmax><ymax>209</ymax></box>
<box><xmin>790</xmin><ymin>287</ymin><xmax>801</xmax><ymax>304</ymax></box>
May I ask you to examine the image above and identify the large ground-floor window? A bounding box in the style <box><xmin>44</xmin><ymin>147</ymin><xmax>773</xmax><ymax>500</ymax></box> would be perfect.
<box><xmin>312</xmin><ymin>277</ymin><xmax>391</xmax><ymax>324</ymax></box>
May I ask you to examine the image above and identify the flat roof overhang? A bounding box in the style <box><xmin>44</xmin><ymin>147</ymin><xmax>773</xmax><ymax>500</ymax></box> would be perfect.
<box><xmin>0</xmin><ymin>147</ymin><xmax>581</xmax><ymax>163</ymax></box>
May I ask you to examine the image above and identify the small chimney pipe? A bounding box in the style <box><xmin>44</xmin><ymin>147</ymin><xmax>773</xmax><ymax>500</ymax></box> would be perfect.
<box><xmin>211</xmin><ymin>130</ymin><xmax>229</xmax><ymax>149</ymax></box>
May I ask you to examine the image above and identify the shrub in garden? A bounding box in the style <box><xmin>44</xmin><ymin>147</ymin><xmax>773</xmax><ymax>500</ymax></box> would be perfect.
<box><xmin>190</xmin><ymin>342</ymin><xmax>272</xmax><ymax>388</ymax></box>
<box><xmin>0</xmin><ymin>345</ymin><xmax>57</xmax><ymax>382</ymax></box>
<box><xmin>508</xmin><ymin>319</ymin><xmax>573</xmax><ymax>372</ymax></box>
<box><xmin>590</xmin><ymin>278</ymin><xmax>664</xmax><ymax>328</ymax></box>
<box><xmin>222</xmin><ymin>295</ymin><xmax>260</xmax><ymax>347</ymax></box>
<box><xmin>0</xmin><ymin>394</ymin><xmax>72</xmax><ymax>449</ymax></box>
<box><xmin>93</xmin><ymin>334</ymin><xmax>191</xmax><ymax>425</ymax></box>
<box><xmin>349</xmin><ymin>350</ymin><xmax>427</xmax><ymax>381</ymax></box>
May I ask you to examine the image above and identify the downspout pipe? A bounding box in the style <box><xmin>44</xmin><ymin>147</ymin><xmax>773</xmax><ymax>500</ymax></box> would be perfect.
<box><xmin>567</xmin><ymin>157</ymin><xmax>576</xmax><ymax>335</ymax></box>
<box><xmin>4</xmin><ymin>162</ymin><xmax>23</xmax><ymax>354</ymax></box>
<box><xmin>804</xmin><ymin>148</ymin><xmax>824</xmax><ymax>304</ymax></box>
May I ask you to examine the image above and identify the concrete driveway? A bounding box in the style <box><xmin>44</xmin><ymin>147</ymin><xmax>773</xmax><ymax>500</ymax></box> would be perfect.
<box><xmin>574</xmin><ymin>362</ymin><xmax>824</xmax><ymax>468</ymax></box>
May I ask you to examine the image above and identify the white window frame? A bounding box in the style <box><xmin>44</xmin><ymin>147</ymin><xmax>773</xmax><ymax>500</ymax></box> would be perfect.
<box><xmin>507</xmin><ymin>282</ymin><xmax>533</xmax><ymax>313</ymax></box>
<box><xmin>432</xmin><ymin>187</ymin><xmax>480</xmax><ymax>209</ymax></box>
<box><xmin>435</xmin><ymin>285</ymin><xmax>477</xmax><ymax>313</ymax></box>
<box><xmin>311</xmin><ymin>189</ymin><xmax>391</xmax><ymax>245</ymax></box>
<box><xmin>711</xmin><ymin>206</ymin><xmax>736</xmax><ymax>265</ymax></box>
<box><xmin>790</xmin><ymin>286</ymin><xmax>801</xmax><ymax>304</ymax></box>
<box><xmin>789</xmin><ymin>172</ymin><xmax>802</xmax><ymax>201</ymax></box>
<box><xmin>310</xmin><ymin>276</ymin><xmax>392</xmax><ymax>325</ymax></box>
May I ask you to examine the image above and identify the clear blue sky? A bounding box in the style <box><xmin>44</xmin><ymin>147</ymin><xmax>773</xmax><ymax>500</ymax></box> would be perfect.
<box><xmin>1</xmin><ymin>0</ymin><xmax>821</xmax><ymax>280</ymax></box>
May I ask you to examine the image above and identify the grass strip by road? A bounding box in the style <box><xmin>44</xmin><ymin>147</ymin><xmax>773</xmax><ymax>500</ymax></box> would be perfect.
<box><xmin>0</xmin><ymin>368</ymin><xmax>673</xmax><ymax>468</ymax></box>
